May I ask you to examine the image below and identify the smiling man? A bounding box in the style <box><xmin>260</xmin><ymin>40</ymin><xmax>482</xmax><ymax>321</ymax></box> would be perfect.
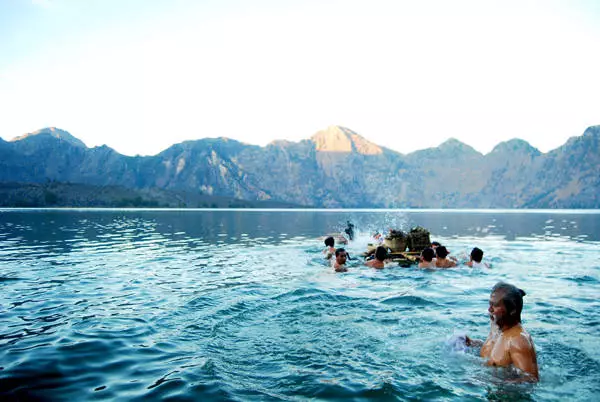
<box><xmin>467</xmin><ymin>282</ymin><xmax>539</xmax><ymax>381</ymax></box>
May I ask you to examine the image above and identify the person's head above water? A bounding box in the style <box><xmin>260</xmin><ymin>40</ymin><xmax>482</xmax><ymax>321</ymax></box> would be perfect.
<box><xmin>489</xmin><ymin>281</ymin><xmax>526</xmax><ymax>329</ymax></box>
<box><xmin>470</xmin><ymin>247</ymin><xmax>484</xmax><ymax>263</ymax></box>
<box><xmin>435</xmin><ymin>246</ymin><xmax>449</xmax><ymax>259</ymax></box>
<box><xmin>421</xmin><ymin>247</ymin><xmax>435</xmax><ymax>262</ymax></box>
<box><xmin>431</xmin><ymin>241</ymin><xmax>442</xmax><ymax>249</ymax></box>
<box><xmin>324</xmin><ymin>236</ymin><xmax>335</xmax><ymax>248</ymax></box>
<box><xmin>335</xmin><ymin>248</ymin><xmax>348</xmax><ymax>264</ymax></box>
<box><xmin>375</xmin><ymin>246</ymin><xmax>387</xmax><ymax>261</ymax></box>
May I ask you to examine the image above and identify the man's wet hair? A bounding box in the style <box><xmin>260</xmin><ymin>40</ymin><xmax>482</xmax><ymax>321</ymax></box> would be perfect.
<box><xmin>324</xmin><ymin>236</ymin><xmax>335</xmax><ymax>247</ymax></box>
<box><xmin>375</xmin><ymin>246</ymin><xmax>387</xmax><ymax>261</ymax></box>
<box><xmin>421</xmin><ymin>247</ymin><xmax>435</xmax><ymax>262</ymax></box>
<box><xmin>431</xmin><ymin>241</ymin><xmax>442</xmax><ymax>248</ymax></box>
<box><xmin>335</xmin><ymin>248</ymin><xmax>347</xmax><ymax>257</ymax></box>
<box><xmin>471</xmin><ymin>247</ymin><xmax>484</xmax><ymax>263</ymax></box>
<box><xmin>492</xmin><ymin>281</ymin><xmax>526</xmax><ymax>323</ymax></box>
<box><xmin>435</xmin><ymin>246</ymin><xmax>449</xmax><ymax>259</ymax></box>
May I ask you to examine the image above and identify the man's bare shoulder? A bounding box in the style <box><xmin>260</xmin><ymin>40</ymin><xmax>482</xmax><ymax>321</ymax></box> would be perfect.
<box><xmin>508</xmin><ymin>329</ymin><xmax>535</xmax><ymax>352</ymax></box>
<box><xmin>507</xmin><ymin>326</ymin><xmax>539</xmax><ymax>380</ymax></box>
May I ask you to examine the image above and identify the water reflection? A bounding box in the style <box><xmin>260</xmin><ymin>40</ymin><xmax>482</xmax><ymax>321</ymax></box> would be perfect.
<box><xmin>1</xmin><ymin>210</ymin><xmax>599</xmax><ymax>250</ymax></box>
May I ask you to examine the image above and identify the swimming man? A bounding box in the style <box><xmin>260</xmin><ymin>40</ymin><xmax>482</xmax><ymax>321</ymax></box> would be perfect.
<box><xmin>418</xmin><ymin>247</ymin><xmax>436</xmax><ymax>269</ymax></box>
<box><xmin>466</xmin><ymin>282</ymin><xmax>539</xmax><ymax>381</ymax></box>
<box><xmin>365</xmin><ymin>246</ymin><xmax>387</xmax><ymax>269</ymax></box>
<box><xmin>323</xmin><ymin>236</ymin><xmax>336</xmax><ymax>260</ymax></box>
<box><xmin>466</xmin><ymin>247</ymin><xmax>489</xmax><ymax>268</ymax></box>
<box><xmin>434</xmin><ymin>246</ymin><xmax>456</xmax><ymax>268</ymax></box>
<box><xmin>332</xmin><ymin>248</ymin><xmax>348</xmax><ymax>272</ymax></box>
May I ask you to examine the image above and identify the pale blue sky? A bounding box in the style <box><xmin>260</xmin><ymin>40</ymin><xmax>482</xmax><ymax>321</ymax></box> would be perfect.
<box><xmin>1</xmin><ymin>0</ymin><xmax>599</xmax><ymax>156</ymax></box>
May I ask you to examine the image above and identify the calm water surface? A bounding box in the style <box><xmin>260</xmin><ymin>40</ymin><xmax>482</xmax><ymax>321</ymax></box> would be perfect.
<box><xmin>1</xmin><ymin>209</ymin><xmax>599</xmax><ymax>401</ymax></box>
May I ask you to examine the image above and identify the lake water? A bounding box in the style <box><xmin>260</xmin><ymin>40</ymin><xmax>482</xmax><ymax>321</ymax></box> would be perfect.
<box><xmin>1</xmin><ymin>209</ymin><xmax>599</xmax><ymax>401</ymax></box>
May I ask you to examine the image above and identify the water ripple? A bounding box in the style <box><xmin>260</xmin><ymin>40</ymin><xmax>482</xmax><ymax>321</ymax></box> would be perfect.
<box><xmin>1</xmin><ymin>210</ymin><xmax>599</xmax><ymax>400</ymax></box>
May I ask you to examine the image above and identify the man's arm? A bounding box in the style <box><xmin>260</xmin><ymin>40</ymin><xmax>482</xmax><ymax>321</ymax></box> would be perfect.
<box><xmin>509</xmin><ymin>336</ymin><xmax>539</xmax><ymax>381</ymax></box>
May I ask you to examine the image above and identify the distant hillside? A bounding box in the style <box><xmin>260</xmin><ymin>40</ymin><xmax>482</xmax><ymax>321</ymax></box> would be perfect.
<box><xmin>0</xmin><ymin>182</ymin><xmax>302</xmax><ymax>208</ymax></box>
<box><xmin>1</xmin><ymin>125</ymin><xmax>599</xmax><ymax>208</ymax></box>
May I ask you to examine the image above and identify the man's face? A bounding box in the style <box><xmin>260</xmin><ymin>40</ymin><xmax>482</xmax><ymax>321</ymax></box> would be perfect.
<box><xmin>488</xmin><ymin>291</ymin><xmax>507</xmax><ymax>327</ymax></box>
<box><xmin>336</xmin><ymin>251</ymin><xmax>347</xmax><ymax>265</ymax></box>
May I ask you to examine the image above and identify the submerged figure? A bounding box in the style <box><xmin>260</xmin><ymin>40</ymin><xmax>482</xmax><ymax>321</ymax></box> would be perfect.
<box><xmin>466</xmin><ymin>282</ymin><xmax>539</xmax><ymax>382</ymax></box>
<box><xmin>418</xmin><ymin>247</ymin><xmax>436</xmax><ymax>269</ymax></box>
<box><xmin>323</xmin><ymin>236</ymin><xmax>336</xmax><ymax>260</ymax></box>
<box><xmin>332</xmin><ymin>248</ymin><xmax>348</xmax><ymax>272</ymax></box>
<box><xmin>365</xmin><ymin>246</ymin><xmax>387</xmax><ymax>269</ymax></box>
<box><xmin>344</xmin><ymin>221</ymin><xmax>355</xmax><ymax>241</ymax></box>
<box><xmin>435</xmin><ymin>246</ymin><xmax>457</xmax><ymax>268</ymax></box>
<box><xmin>466</xmin><ymin>247</ymin><xmax>489</xmax><ymax>268</ymax></box>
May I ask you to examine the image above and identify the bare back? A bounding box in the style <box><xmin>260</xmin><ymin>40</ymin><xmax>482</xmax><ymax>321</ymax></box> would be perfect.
<box><xmin>365</xmin><ymin>259</ymin><xmax>384</xmax><ymax>269</ymax></box>
<box><xmin>435</xmin><ymin>257</ymin><xmax>456</xmax><ymax>268</ymax></box>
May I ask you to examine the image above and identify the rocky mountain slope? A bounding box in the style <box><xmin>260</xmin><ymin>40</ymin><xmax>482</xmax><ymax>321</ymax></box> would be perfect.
<box><xmin>1</xmin><ymin>125</ymin><xmax>598</xmax><ymax>208</ymax></box>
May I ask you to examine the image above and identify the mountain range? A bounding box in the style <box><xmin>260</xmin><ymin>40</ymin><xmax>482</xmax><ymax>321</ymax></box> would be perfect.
<box><xmin>1</xmin><ymin>125</ymin><xmax>598</xmax><ymax>208</ymax></box>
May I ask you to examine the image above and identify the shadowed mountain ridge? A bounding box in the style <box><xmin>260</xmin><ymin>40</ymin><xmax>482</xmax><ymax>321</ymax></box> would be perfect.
<box><xmin>2</xmin><ymin>124</ymin><xmax>599</xmax><ymax>208</ymax></box>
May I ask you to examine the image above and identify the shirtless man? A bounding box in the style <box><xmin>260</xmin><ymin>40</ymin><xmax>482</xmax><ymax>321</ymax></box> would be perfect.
<box><xmin>466</xmin><ymin>247</ymin><xmax>489</xmax><ymax>268</ymax></box>
<box><xmin>365</xmin><ymin>246</ymin><xmax>387</xmax><ymax>269</ymax></box>
<box><xmin>434</xmin><ymin>246</ymin><xmax>456</xmax><ymax>268</ymax></box>
<box><xmin>332</xmin><ymin>248</ymin><xmax>348</xmax><ymax>272</ymax></box>
<box><xmin>323</xmin><ymin>236</ymin><xmax>336</xmax><ymax>260</ymax></box>
<box><xmin>418</xmin><ymin>247</ymin><xmax>436</xmax><ymax>268</ymax></box>
<box><xmin>466</xmin><ymin>282</ymin><xmax>539</xmax><ymax>381</ymax></box>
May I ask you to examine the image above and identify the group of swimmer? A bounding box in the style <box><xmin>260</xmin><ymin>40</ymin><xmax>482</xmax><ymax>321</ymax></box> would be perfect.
<box><xmin>418</xmin><ymin>242</ymin><xmax>489</xmax><ymax>269</ymax></box>
<box><xmin>323</xmin><ymin>236</ymin><xmax>487</xmax><ymax>272</ymax></box>
<box><xmin>321</xmin><ymin>234</ymin><xmax>538</xmax><ymax>382</ymax></box>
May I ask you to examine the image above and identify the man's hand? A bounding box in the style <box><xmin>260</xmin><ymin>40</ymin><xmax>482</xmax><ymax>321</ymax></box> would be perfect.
<box><xmin>465</xmin><ymin>335</ymin><xmax>483</xmax><ymax>347</ymax></box>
